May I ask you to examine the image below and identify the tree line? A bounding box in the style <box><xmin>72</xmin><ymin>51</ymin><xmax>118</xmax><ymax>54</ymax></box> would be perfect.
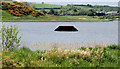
<box><xmin>39</xmin><ymin>4</ymin><xmax>118</xmax><ymax>16</ymax></box>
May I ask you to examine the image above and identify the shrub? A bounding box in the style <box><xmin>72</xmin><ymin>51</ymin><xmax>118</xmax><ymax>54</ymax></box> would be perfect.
<box><xmin>107</xmin><ymin>45</ymin><xmax>119</xmax><ymax>50</ymax></box>
<box><xmin>2</xmin><ymin>25</ymin><xmax>21</xmax><ymax>50</ymax></box>
<box><xmin>2</xmin><ymin>2</ymin><xmax>44</xmax><ymax>17</ymax></box>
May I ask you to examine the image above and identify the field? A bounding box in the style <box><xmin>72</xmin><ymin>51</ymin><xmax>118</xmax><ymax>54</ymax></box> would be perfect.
<box><xmin>2</xmin><ymin>10</ymin><xmax>21</xmax><ymax>19</ymax></box>
<box><xmin>30</xmin><ymin>4</ymin><xmax>65</xmax><ymax>8</ymax></box>
<box><xmin>74</xmin><ymin>6</ymin><xmax>94</xmax><ymax>10</ymax></box>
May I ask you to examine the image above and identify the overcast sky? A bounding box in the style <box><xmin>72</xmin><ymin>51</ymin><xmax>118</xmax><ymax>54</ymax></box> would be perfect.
<box><xmin>16</xmin><ymin>0</ymin><xmax>119</xmax><ymax>2</ymax></box>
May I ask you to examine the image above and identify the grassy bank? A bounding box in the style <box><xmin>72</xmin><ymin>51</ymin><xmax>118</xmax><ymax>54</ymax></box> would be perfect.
<box><xmin>2</xmin><ymin>9</ymin><xmax>110</xmax><ymax>22</ymax></box>
<box><xmin>2</xmin><ymin>11</ymin><xmax>109</xmax><ymax>22</ymax></box>
<box><xmin>2</xmin><ymin>19</ymin><xmax>109</xmax><ymax>22</ymax></box>
<box><xmin>2</xmin><ymin>45</ymin><xmax>119</xmax><ymax>67</ymax></box>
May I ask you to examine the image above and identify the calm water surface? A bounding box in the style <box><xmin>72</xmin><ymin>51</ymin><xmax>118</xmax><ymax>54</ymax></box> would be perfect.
<box><xmin>3</xmin><ymin>21</ymin><xmax>118</xmax><ymax>50</ymax></box>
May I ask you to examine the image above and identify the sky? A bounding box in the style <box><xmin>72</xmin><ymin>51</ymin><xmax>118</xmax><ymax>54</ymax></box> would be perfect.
<box><xmin>16</xmin><ymin>0</ymin><xmax>120</xmax><ymax>2</ymax></box>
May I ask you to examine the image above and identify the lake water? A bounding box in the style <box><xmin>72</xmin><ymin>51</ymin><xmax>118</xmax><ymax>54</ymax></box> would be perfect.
<box><xmin>3</xmin><ymin>21</ymin><xmax>118</xmax><ymax>50</ymax></box>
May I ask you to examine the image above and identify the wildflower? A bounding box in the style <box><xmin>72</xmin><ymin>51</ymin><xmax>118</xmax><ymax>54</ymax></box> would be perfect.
<box><xmin>67</xmin><ymin>56</ymin><xmax>69</xmax><ymax>59</ymax></box>
<box><xmin>56</xmin><ymin>64</ymin><xmax>57</xmax><ymax>66</ymax></box>
<box><xmin>74</xmin><ymin>49</ymin><xmax>79</xmax><ymax>56</ymax></box>
<box><xmin>71</xmin><ymin>50</ymin><xmax>75</xmax><ymax>55</ymax></box>
<box><xmin>81</xmin><ymin>50</ymin><xmax>84</xmax><ymax>55</ymax></box>
<box><xmin>64</xmin><ymin>49</ymin><xmax>69</xmax><ymax>55</ymax></box>
<box><xmin>78</xmin><ymin>50</ymin><xmax>82</xmax><ymax>56</ymax></box>
<box><xmin>44</xmin><ymin>51</ymin><xmax>48</xmax><ymax>56</ymax></box>
<box><xmin>86</xmin><ymin>48</ymin><xmax>90</xmax><ymax>52</ymax></box>
<box><xmin>58</xmin><ymin>48</ymin><xmax>62</xmax><ymax>53</ymax></box>
<box><xmin>83</xmin><ymin>51</ymin><xmax>90</xmax><ymax>57</ymax></box>
<box><xmin>41</xmin><ymin>57</ymin><xmax>43</xmax><ymax>61</ymax></box>
<box><xmin>87</xmin><ymin>52</ymin><xmax>91</xmax><ymax>57</ymax></box>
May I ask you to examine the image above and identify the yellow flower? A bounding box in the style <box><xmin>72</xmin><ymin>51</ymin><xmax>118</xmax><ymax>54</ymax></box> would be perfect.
<box><xmin>57</xmin><ymin>48</ymin><xmax>62</xmax><ymax>53</ymax></box>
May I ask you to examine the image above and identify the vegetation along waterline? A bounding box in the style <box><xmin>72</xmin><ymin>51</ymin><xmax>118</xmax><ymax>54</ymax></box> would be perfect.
<box><xmin>1</xmin><ymin>1</ymin><xmax>119</xmax><ymax>22</ymax></box>
<box><xmin>2</xmin><ymin>45</ymin><xmax>119</xmax><ymax>67</ymax></box>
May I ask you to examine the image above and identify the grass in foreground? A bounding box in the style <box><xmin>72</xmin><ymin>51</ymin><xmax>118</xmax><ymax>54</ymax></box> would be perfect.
<box><xmin>2</xmin><ymin>45</ymin><xmax>119</xmax><ymax>67</ymax></box>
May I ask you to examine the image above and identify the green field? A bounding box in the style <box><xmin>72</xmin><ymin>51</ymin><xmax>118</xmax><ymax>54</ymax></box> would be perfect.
<box><xmin>2</xmin><ymin>10</ymin><xmax>21</xmax><ymax>19</ymax></box>
<box><xmin>30</xmin><ymin>4</ymin><xmax>65</xmax><ymax>8</ymax></box>
<box><xmin>74</xmin><ymin>6</ymin><xmax>94</xmax><ymax>10</ymax></box>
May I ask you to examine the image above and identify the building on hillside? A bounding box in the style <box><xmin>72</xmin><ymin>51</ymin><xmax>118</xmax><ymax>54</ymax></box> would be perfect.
<box><xmin>105</xmin><ymin>11</ymin><xmax>118</xmax><ymax>15</ymax></box>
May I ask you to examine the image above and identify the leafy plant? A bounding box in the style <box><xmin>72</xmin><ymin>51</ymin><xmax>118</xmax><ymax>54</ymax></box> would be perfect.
<box><xmin>107</xmin><ymin>45</ymin><xmax>119</xmax><ymax>50</ymax></box>
<box><xmin>2</xmin><ymin>25</ymin><xmax>21</xmax><ymax>50</ymax></box>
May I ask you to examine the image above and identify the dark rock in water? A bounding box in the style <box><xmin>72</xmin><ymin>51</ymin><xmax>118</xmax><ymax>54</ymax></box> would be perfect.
<box><xmin>54</xmin><ymin>26</ymin><xmax>78</xmax><ymax>31</ymax></box>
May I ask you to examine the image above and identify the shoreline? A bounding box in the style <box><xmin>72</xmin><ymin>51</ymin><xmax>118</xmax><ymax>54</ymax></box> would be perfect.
<box><xmin>2</xmin><ymin>19</ymin><xmax>110</xmax><ymax>22</ymax></box>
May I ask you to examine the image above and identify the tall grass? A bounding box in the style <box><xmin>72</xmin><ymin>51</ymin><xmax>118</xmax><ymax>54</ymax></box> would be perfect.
<box><xmin>25</xmin><ymin>41</ymin><xmax>115</xmax><ymax>50</ymax></box>
<box><xmin>2</xmin><ymin>45</ymin><xmax>119</xmax><ymax>67</ymax></box>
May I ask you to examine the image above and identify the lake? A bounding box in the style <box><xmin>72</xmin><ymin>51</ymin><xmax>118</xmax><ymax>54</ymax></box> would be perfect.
<box><xmin>3</xmin><ymin>21</ymin><xmax>118</xmax><ymax>50</ymax></box>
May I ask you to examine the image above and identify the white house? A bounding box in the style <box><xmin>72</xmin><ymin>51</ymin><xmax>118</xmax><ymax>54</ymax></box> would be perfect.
<box><xmin>105</xmin><ymin>11</ymin><xmax>118</xmax><ymax>15</ymax></box>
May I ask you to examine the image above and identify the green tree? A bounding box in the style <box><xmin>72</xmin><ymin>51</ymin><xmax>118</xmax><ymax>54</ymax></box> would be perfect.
<box><xmin>97</xmin><ymin>9</ymin><xmax>101</xmax><ymax>12</ymax></box>
<box><xmin>105</xmin><ymin>14</ymin><xmax>115</xmax><ymax>20</ymax></box>
<box><xmin>48</xmin><ymin>9</ymin><xmax>55</xmax><ymax>15</ymax></box>
<box><xmin>78</xmin><ymin>9</ymin><xmax>87</xmax><ymax>15</ymax></box>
